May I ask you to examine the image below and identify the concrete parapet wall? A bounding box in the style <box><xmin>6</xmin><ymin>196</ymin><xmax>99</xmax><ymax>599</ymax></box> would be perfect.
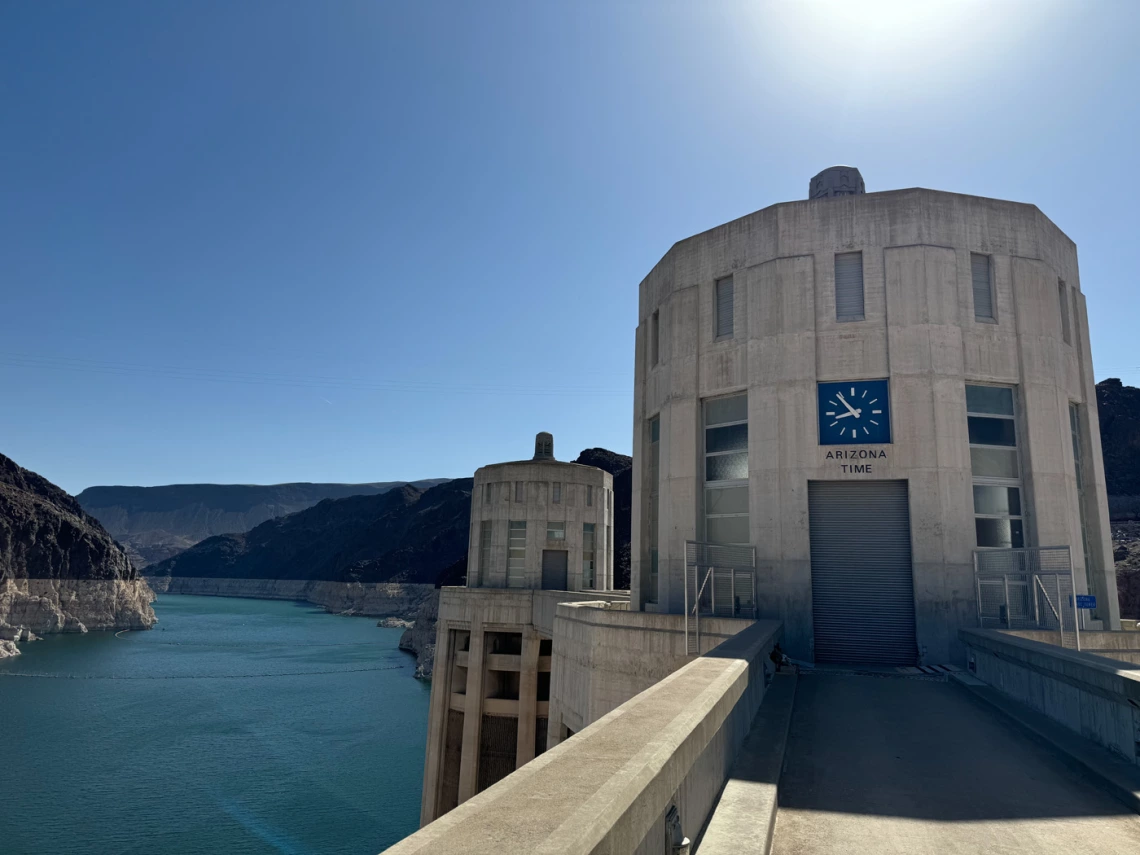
<box><xmin>385</xmin><ymin>619</ymin><xmax>782</xmax><ymax>855</ymax></box>
<box><xmin>960</xmin><ymin>628</ymin><xmax>1140</xmax><ymax>765</ymax></box>
<box><xmin>1006</xmin><ymin>629</ymin><xmax>1140</xmax><ymax>665</ymax></box>
<box><xmin>550</xmin><ymin>603</ymin><xmax>753</xmax><ymax>733</ymax></box>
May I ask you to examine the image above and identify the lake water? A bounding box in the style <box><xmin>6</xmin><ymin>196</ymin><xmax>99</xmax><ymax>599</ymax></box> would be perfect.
<box><xmin>0</xmin><ymin>595</ymin><xmax>430</xmax><ymax>855</ymax></box>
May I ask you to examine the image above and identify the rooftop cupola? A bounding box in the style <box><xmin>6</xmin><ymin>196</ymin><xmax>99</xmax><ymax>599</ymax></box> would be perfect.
<box><xmin>809</xmin><ymin>166</ymin><xmax>865</xmax><ymax>199</ymax></box>
<box><xmin>533</xmin><ymin>432</ymin><xmax>555</xmax><ymax>461</ymax></box>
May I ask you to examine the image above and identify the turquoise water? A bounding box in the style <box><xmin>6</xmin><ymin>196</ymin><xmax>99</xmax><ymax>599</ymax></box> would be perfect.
<box><xmin>0</xmin><ymin>595</ymin><xmax>430</xmax><ymax>855</ymax></box>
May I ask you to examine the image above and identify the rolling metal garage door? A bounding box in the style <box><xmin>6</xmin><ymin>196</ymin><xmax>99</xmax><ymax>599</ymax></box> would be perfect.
<box><xmin>809</xmin><ymin>480</ymin><xmax>917</xmax><ymax>665</ymax></box>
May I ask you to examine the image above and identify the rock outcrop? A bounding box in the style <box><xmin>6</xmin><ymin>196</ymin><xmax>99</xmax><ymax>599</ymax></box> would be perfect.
<box><xmin>76</xmin><ymin>479</ymin><xmax>449</xmax><ymax>567</ymax></box>
<box><xmin>1112</xmin><ymin>522</ymin><xmax>1140</xmax><ymax>619</ymax></box>
<box><xmin>574</xmin><ymin>449</ymin><xmax>632</xmax><ymax>589</ymax></box>
<box><xmin>0</xmin><ymin>452</ymin><xmax>156</xmax><ymax>643</ymax></box>
<box><xmin>399</xmin><ymin>590</ymin><xmax>439</xmax><ymax>680</ymax></box>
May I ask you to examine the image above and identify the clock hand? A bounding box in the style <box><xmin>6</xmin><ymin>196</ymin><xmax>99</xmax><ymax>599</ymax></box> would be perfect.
<box><xmin>836</xmin><ymin>392</ymin><xmax>862</xmax><ymax>418</ymax></box>
<box><xmin>834</xmin><ymin>411</ymin><xmax>856</xmax><ymax>419</ymax></box>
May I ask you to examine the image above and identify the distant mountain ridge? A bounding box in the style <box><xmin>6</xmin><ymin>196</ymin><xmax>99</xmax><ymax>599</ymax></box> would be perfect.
<box><xmin>147</xmin><ymin>480</ymin><xmax>473</xmax><ymax>585</ymax></box>
<box><xmin>77</xmin><ymin>479</ymin><xmax>449</xmax><ymax>567</ymax></box>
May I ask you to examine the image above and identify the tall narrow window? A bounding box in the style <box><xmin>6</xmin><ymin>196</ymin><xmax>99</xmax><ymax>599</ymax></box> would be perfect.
<box><xmin>484</xmin><ymin>483</ymin><xmax>493</xmax><ymax>504</ymax></box>
<box><xmin>704</xmin><ymin>394</ymin><xmax>749</xmax><ymax>545</ymax></box>
<box><xmin>515</xmin><ymin>481</ymin><xmax>525</xmax><ymax>502</ymax></box>
<box><xmin>715</xmin><ymin>275</ymin><xmax>734</xmax><ymax>338</ymax></box>
<box><xmin>1070</xmin><ymin>403</ymin><xmax>1093</xmax><ymax>592</ymax></box>
<box><xmin>972</xmin><ymin>254</ymin><xmax>995</xmax><ymax>321</ymax></box>
<box><xmin>649</xmin><ymin>310</ymin><xmax>660</xmax><ymax>366</ymax></box>
<box><xmin>645</xmin><ymin>415</ymin><xmax>660</xmax><ymax>604</ymax></box>
<box><xmin>1059</xmin><ymin>280</ymin><xmax>1072</xmax><ymax>345</ymax></box>
<box><xmin>967</xmin><ymin>385</ymin><xmax>1023</xmax><ymax>548</ymax></box>
<box><xmin>552</xmin><ymin>482</ymin><xmax>561</xmax><ymax>503</ymax></box>
<box><xmin>478</xmin><ymin>520</ymin><xmax>492</xmax><ymax>587</ymax></box>
<box><xmin>586</xmin><ymin>485</ymin><xmax>593</xmax><ymax>507</ymax></box>
<box><xmin>507</xmin><ymin>521</ymin><xmax>526</xmax><ymax>587</ymax></box>
<box><xmin>835</xmin><ymin>252</ymin><xmax>864</xmax><ymax>322</ymax></box>
<box><xmin>582</xmin><ymin>523</ymin><xmax>596</xmax><ymax>590</ymax></box>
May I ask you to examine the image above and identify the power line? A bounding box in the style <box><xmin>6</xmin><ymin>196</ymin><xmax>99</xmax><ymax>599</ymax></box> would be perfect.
<box><xmin>0</xmin><ymin>350</ymin><xmax>633</xmax><ymax>397</ymax></box>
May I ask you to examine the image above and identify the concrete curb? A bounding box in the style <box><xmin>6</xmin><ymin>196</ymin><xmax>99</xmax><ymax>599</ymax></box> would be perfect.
<box><xmin>695</xmin><ymin>670</ymin><xmax>798</xmax><ymax>854</ymax></box>
<box><xmin>950</xmin><ymin>671</ymin><xmax>1140</xmax><ymax>815</ymax></box>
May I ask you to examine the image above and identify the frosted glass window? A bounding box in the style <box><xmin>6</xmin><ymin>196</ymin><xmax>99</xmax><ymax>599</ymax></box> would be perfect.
<box><xmin>507</xmin><ymin>521</ymin><xmax>526</xmax><ymax>587</ymax></box>
<box><xmin>968</xmin><ymin>417</ymin><xmax>1017</xmax><ymax>447</ymax></box>
<box><xmin>705</xmin><ymin>395</ymin><xmax>748</xmax><ymax>426</ymax></box>
<box><xmin>546</xmin><ymin>521</ymin><xmax>565</xmax><ymax>541</ymax></box>
<box><xmin>582</xmin><ymin>523</ymin><xmax>596</xmax><ymax>589</ymax></box>
<box><xmin>966</xmin><ymin>383</ymin><xmax>1024</xmax><ymax>549</ymax></box>
<box><xmin>706</xmin><ymin>453</ymin><xmax>748</xmax><ymax>482</ymax></box>
<box><xmin>704</xmin><ymin>393</ymin><xmax>749</xmax><ymax>545</ymax></box>
<box><xmin>705</xmin><ymin>423</ymin><xmax>748</xmax><ymax>453</ymax></box>
<box><xmin>970</xmin><ymin>448</ymin><xmax>1020</xmax><ymax>479</ymax></box>
<box><xmin>966</xmin><ymin>385</ymin><xmax>1013</xmax><ymax>416</ymax></box>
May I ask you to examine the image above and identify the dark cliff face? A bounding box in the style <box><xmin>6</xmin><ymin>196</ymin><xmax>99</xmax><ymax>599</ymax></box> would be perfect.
<box><xmin>149</xmin><ymin>479</ymin><xmax>474</xmax><ymax>586</ymax></box>
<box><xmin>76</xmin><ymin>479</ymin><xmax>449</xmax><ymax>567</ymax></box>
<box><xmin>574</xmin><ymin>449</ymin><xmax>632</xmax><ymax>590</ymax></box>
<box><xmin>0</xmin><ymin>453</ymin><xmax>140</xmax><ymax>583</ymax></box>
<box><xmin>1096</xmin><ymin>378</ymin><xmax>1140</xmax><ymax>497</ymax></box>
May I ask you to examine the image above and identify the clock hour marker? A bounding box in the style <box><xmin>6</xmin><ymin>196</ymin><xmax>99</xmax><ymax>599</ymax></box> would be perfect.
<box><xmin>840</xmin><ymin>428</ymin><xmax>846</xmax><ymax>436</ymax></box>
<box><xmin>864</xmin><ymin>427</ymin><xmax>869</xmax><ymax>435</ymax></box>
<box><xmin>872</xmin><ymin>409</ymin><xmax>882</xmax><ymax>414</ymax></box>
<box><xmin>861</xmin><ymin>390</ymin><xmax>867</xmax><ymax>398</ymax></box>
<box><xmin>868</xmin><ymin>399</ymin><xmax>877</xmax><ymax>405</ymax></box>
<box><xmin>850</xmin><ymin>387</ymin><xmax>855</xmax><ymax>396</ymax></box>
<box><xmin>830</xmin><ymin>421</ymin><xmax>838</xmax><ymax>427</ymax></box>
<box><xmin>870</xmin><ymin>420</ymin><xmax>879</xmax><ymax>425</ymax></box>
<box><xmin>829</xmin><ymin>400</ymin><xmax>837</xmax><ymax>407</ymax></box>
<box><xmin>825</xmin><ymin>411</ymin><xmax>836</xmax><ymax>416</ymax></box>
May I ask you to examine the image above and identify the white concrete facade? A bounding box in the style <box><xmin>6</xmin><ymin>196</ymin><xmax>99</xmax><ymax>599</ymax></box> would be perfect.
<box><xmin>631</xmin><ymin>187</ymin><xmax>1121</xmax><ymax>665</ymax></box>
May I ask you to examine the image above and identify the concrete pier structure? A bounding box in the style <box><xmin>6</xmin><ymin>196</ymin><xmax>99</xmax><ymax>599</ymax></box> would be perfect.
<box><xmin>418</xmin><ymin>435</ymin><xmax>624</xmax><ymax>824</ymax></box>
<box><xmin>632</xmin><ymin>169</ymin><xmax>1121</xmax><ymax>665</ymax></box>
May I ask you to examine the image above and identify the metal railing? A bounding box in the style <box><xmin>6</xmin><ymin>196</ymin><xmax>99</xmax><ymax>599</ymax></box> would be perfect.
<box><xmin>684</xmin><ymin>541</ymin><xmax>757</xmax><ymax>655</ymax></box>
<box><xmin>974</xmin><ymin>545</ymin><xmax>1081</xmax><ymax>650</ymax></box>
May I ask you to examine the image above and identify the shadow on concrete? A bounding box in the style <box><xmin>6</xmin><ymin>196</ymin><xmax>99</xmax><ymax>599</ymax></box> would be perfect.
<box><xmin>770</xmin><ymin>673</ymin><xmax>1135</xmax><ymax>822</ymax></box>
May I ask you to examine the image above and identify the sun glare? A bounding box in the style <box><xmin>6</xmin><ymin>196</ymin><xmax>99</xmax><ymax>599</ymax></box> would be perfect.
<box><xmin>744</xmin><ymin>0</ymin><xmax>1062</xmax><ymax>105</ymax></box>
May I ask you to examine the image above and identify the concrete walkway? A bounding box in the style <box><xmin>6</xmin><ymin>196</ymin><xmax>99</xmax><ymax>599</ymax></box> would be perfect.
<box><xmin>771</xmin><ymin>673</ymin><xmax>1140</xmax><ymax>855</ymax></box>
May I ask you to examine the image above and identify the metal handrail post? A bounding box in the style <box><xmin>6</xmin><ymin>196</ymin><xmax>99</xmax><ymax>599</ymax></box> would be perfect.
<box><xmin>683</xmin><ymin>557</ymin><xmax>689</xmax><ymax>656</ymax></box>
<box><xmin>1056</xmin><ymin>574</ymin><xmax>1064</xmax><ymax>648</ymax></box>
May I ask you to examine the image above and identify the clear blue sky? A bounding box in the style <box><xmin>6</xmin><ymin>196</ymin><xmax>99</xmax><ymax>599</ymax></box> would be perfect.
<box><xmin>2</xmin><ymin>1</ymin><xmax>1138</xmax><ymax>494</ymax></box>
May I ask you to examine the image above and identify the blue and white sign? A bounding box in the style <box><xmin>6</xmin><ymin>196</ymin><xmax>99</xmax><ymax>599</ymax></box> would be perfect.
<box><xmin>818</xmin><ymin>379</ymin><xmax>892</xmax><ymax>445</ymax></box>
<box><xmin>1075</xmin><ymin>594</ymin><xmax>1096</xmax><ymax>610</ymax></box>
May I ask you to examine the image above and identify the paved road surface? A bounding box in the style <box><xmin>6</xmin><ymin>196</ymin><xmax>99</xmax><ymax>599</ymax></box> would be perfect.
<box><xmin>772</xmin><ymin>673</ymin><xmax>1140</xmax><ymax>855</ymax></box>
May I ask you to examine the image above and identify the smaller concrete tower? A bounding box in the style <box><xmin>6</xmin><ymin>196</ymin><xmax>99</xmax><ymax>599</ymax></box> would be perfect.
<box><xmin>469</xmin><ymin>433</ymin><xmax>613</xmax><ymax>591</ymax></box>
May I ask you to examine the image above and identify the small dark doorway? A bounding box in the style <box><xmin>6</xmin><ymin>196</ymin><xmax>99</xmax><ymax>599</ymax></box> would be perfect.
<box><xmin>541</xmin><ymin>549</ymin><xmax>568</xmax><ymax>591</ymax></box>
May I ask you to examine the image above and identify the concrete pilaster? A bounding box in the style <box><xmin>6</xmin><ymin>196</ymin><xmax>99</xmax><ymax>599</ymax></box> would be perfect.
<box><xmin>419</xmin><ymin>622</ymin><xmax>453</xmax><ymax>826</ymax></box>
<box><xmin>515</xmin><ymin>628</ymin><xmax>540</xmax><ymax>767</ymax></box>
<box><xmin>457</xmin><ymin>618</ymin><xmax>485</xmax><ymax>803</ymax></box>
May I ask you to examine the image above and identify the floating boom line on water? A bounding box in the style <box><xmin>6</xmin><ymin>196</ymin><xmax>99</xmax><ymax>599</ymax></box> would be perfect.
<box><xmin>0</xmin><ymin>663</ymin><xmax>409</xmax><ymax>680</ymax></box>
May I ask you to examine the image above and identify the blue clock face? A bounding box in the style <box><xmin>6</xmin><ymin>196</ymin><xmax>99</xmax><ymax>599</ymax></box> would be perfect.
<box><xmin>818</xmin><ymin>379</ymin><xmax>891</xmax><ymax>445</ymax></box>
